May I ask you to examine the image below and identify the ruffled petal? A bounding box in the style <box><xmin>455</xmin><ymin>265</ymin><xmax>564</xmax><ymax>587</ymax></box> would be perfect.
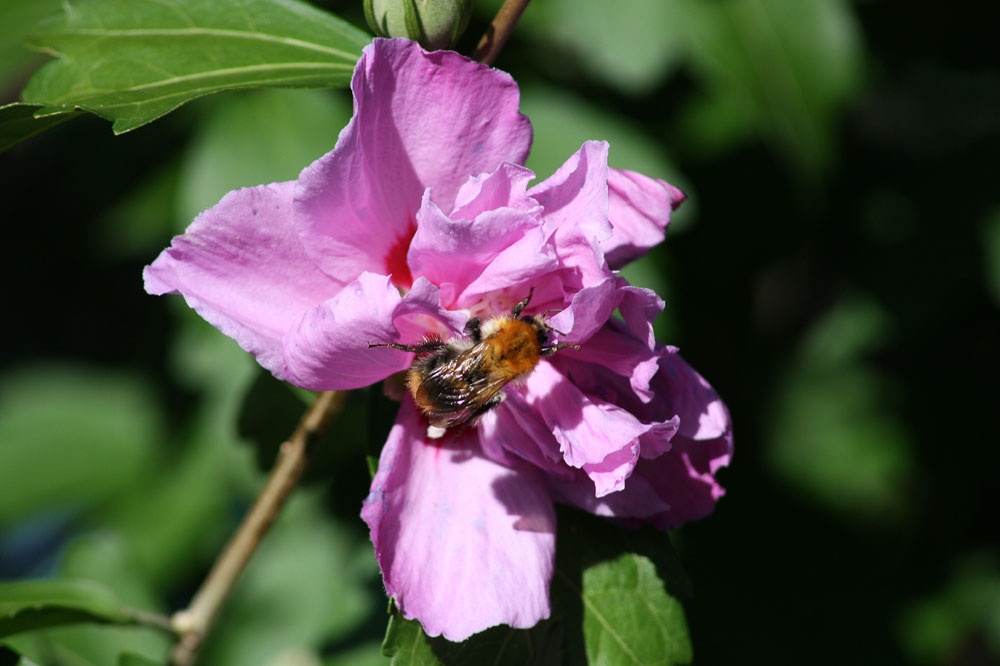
<box><xmin>617</xmin><ymin>280</ymin><xmax>666</xmax><ymax>351</ymax></box>
<box><xmin>526</xmin><ymin>142</ymin><xmax>623</xmax><ymax>343</ymax></box>
<box><xmin>363</xmin><ymin>400</ymin><xmax>556</xmax><ymax>641</ymax></box>
<box><xmin>529</xmin><ymin>140</ymin><xmax>612</xmax><ymax>252</ymax></box>
<box><xmin>478</xmin><ymin>394</ymin><xmax>570</xmax><ymax>479</ymax></box>
<box><xmin>547</xmin><ymin>277</ymin><xmax>618</xmax><ymax>346</ymax></box>
<box><xmin>451</xmin><ymin>162</ymin><xmax>538</xmax><ymax>219</ymax></box>
<box><xmin>642</xmin><ymin>430</ymin><xmax>732</xmax><ymax>529</ymax></box>
<box><xmin>281</xmin><ymin>273</ymin><xmax>466</xmax><ymax>390</ymax></box>
<box><xmin>548</xmin><ymin>350</ymin><xmax>732</xmax><ymax>525</ymax></box>
<box><xmin>143</xmin><ymin>182</ymin><xmax>339</xmax><ymax>377</ymax></box>
<box><xmin>296</xmin><ymin>38</ymin><xmax>532</xmax><ymax>285</ymax></box>
<box><xmin>603</xmin><ymin>168</ymin><xmax>685</xmax><ymax>270</ymax></box>
<box><xmin>518</xmin><ymin>362</ymin><xmax>653</xmax><ymax>496</ymax></box>
<box><xmin>654</xmin><ymin>354</ymin><xmax>730</xmax><ymax>441</ymax></box>
<box><xmin>407</xmin><ymin>170</ymin><xmax>556</xmax><ymax>308</ymax></box>
<box><xmin>582</xmin><ymin>441</ymin><xmax>640</xmax><ymax>497</ymax></box>
<box><xmin>555</xmin><ymin>321</ymin><xmax>662</xmax><ymax>403</ymax></box>
<box><xmin>552</xmin><ymin>428</ymin><xmax>732</xmax><ymax>529</ymax></box>
<box><xmin>546</xmin><ymin>465</ymin><xmax>672</xmax><ymax>522</ymax></box>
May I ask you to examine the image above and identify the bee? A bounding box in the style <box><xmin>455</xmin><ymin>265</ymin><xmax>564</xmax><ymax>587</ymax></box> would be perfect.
<box><xmin>370</xmin><ymin>290</ymin><xmax>577</xmax><ymax>430</ymax></box>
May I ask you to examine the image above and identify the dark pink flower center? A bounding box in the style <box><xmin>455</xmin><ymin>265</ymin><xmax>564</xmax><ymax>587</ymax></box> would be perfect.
<box><xmin>384</xmin><ymin>219</ymin><xmax>417</xmax><ymax>290</ymax></box>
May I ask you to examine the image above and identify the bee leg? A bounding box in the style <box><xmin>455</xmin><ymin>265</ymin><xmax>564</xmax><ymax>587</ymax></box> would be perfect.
<box><xmin>368</xmin><ymin>341</ymin><xmax>447</xmax><ymax>353</ymax></box>
<box><xmin>540</xmin><ymin>342</ymin><xmax>580</xmax><ymax>356</ymax></box>
<box><xmin>512</xmin><ymin>287</ymin><xmax>535</xmax><ymax>318</ymax></box>
<box><xmin>464</xmin><ymin>317</ymin><xmax>482</xmax><ymax>343</ymax></box>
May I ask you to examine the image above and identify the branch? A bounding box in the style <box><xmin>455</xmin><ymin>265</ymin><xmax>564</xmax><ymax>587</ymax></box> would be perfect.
<box><xmin>169</xmin><ymin>390</ymin><xmax>346</xmax><ymax>666</ymax></box>
<box><xmin>473</xmin><ymin>0</ymin><xmax>532</xmax><ymax>65</ymax></box>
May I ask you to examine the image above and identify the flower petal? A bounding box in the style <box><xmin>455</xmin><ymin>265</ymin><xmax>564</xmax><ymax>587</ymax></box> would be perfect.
<box><xmin>296</xmin><ymin>38</ymin><xmax>532</xmax><ymax>285</ymax></box>
<box><xmin>407</xmin><ymin>169</ymin><xmax>556</xmax><ymax>308</ymax></box>
<box><xmin>477</xmin><ymin>394</ymin><xmax>570</xmax><ymax>479</ymax></box>
<box><xmin>556</xmin><ymin>321</ymin><xmax>662</xmax><ymax>403</ymax></box>
<box><xmin>549</xmin><ymin>350</ymin><xmax>732</xmax><ymax>525</ymax></box>
<box><xmin>451</xmin><ymin>162</ymin><xmax>539</xmax><ymax>220</ymax></box>
<box><xmin>530</xmin><ymin>142</ymin><xmax>614</xmax><ymax>303</ymax></box>
<box><xmin>547</xmin><ymin>277</ymin><xmax>618</xmax><ymax>345</ymax></box>
<box><xmin>617</xmin><ymin>280</ymin><xmax>666</xmax><ymax>351</ymax></box>
<box><xmin>641</xmin><ymin>430</ymin><xmax>733</xmax><ymax>529</ymax></box>
<box><xmin>546</xmin><ymin>400</ymin><xmax>730</xmax><ymax>527</ymax></box>
<box><xmin>553</xmin><ymin>428</ymin><xmax>732</xmax><ymax>529</ymax></box>
<box><xmin>603</xmin><ymin>168</ymin><xmax>685</xmax><ymax>270</ymax></box>
<box><xmin>582</xmin><ymin>440</ymin><xmax>640</xmax><ymax>497</ymax></box>
<box><xmin>519</xmin><ymin>362</ymin><xmax>654</xmax><ymax>496</ymax></box>
<box><xmin>143</xmin><ymin>182</ymin><xmax>339</xmax><ymax>377</ymax></box>
<box><xmin>281</xmin><ymin>273</ymin><xmax>466</xmax><ymax>390</ymax></box>
<box><xmin>529</xmin><ymin>140</ymin><xmax>612</xmax><ymax>253</ymax></box>
<box><xmin>655</xmin><ymin>354</ymin><xmax>730</xmax><ymax>441</ymax></box>
<box><xmin>363</xmin><ymin>400</ymin><xmax>556</xmax><ymax>641</ymax></box>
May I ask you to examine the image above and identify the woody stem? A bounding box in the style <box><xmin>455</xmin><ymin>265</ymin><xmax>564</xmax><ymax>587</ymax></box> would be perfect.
<box><xmin>473</xmin><ymin>0</ymin><xmax>532</xmax><ymax>65</ymax></box>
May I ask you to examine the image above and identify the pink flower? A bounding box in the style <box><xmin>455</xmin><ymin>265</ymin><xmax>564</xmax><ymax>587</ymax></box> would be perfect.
<box><xmin>144</xmin><ymin>38</ymin><xmax>732</xmax><ymax>641</ymax></box>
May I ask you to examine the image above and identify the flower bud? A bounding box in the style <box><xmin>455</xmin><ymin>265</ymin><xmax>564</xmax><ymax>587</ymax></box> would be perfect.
<box><xmin>364</xmin><ymin>0</ymin><xmax>471</xmax><ymax>51</ymax></box>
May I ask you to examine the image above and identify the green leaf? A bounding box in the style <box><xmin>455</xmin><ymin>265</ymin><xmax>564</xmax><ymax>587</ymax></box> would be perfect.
<box><xmin>382</xmin><ymin>608</ymin><xmax>442</xmax><ymax>666</ymax></box>
<box><xmin>22</xmin><ymin>0</ymin><xmax>369</xmax><ymax>133</ymax></box>
<box><xmin>1</xmin><ymin>536</ymin><xmax>172</xmax><ymax>665</ymax></box>
<box><xmin>0</xmin><ymin>580</ymin><xmax>138</xmax><ymax>639</ymax></box>
<box><xmin>0</xmin><ymin>365</ymin><xmax>160</xmax><ymax>526</ymax></box>
<box><xmin>31</xmin><ymin>534</ymin><xmax>173</xmax><ymax>666</ymax></box>
<box><xmin>676</xmin><ymin>0</ymin><xmax>863</xmax><ymax>174</ymax></box>
<box><xmin>568</xmin><ymin>553</ymin><xmax>691</xmax><ymax>666</ymax></box>
<box><xmin>552</xmin><ymin>508</ymin><xmax>692</xmax><ymax>666</ymax></box>
<box><xmin>0</xmin><ymin>102</ymin><xmax>79</xmax><ymax>152</ymax></box>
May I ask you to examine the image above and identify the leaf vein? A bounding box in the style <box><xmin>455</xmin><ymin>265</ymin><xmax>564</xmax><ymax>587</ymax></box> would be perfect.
<box><xmin>555</xmin><ymin>568</ymin><xmax>643</xmax><ymax>665</ymax></box>
<box><xmin>45</xmin><ymin>27</ymin><xmax>360</xmax><ymax>60</ymax></box>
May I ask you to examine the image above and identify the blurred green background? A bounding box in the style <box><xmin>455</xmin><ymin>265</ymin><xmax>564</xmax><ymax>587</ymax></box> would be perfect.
<box><xmin>1</xmin><ymin>0</ymin><xmax>998</xmax><ymax>664</ymax></box>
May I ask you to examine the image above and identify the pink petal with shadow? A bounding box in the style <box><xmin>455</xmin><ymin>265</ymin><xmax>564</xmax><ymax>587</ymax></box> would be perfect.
<box><xmin>478</xmin><ymin>394</ymin><xmax>571</xmax><ymax>479</ymax></box>
<box><xmin>556</xmin><ymin>322</ymin><xmax>662</xmax><ymax>403</ymax></box>
<box><xmin>617</xmin><ymin>281</ymin><xmax>666</xmax><ymax>351</ymax></box>
<box><xmin>282</xmin><ymin>273</ymin><xmax>466</xmax><ymax>390</ymax></box>
<box><xmin>641</xmin><ymin>430</ymin><xmax>733</xmax><ymax>529</ymax></box>
<box><xmin>547</xmin><ymin>425</ymin><xmax>729</xmax><ymax>528</ymax></box>
<box><xmin>655</xmin><ymin>354</ymin><xmax>730</xmax><ymax>441</ymax></box>
<box><xmin>547</xmin><ymin>277</ymin><xmax>618</xmax><ymax>346</ymax></box>
<box><xmin>362</xmin><ymin>400</ymin><xmax>556</xmax><ymax>641</ymax></box>
<box><xmin>518</xmin><ymin>362</ymin><xmax>654</xmax><ymax>495</ymax></box>
<box><xmin>143</xmin><ymin>182</ymin><xmax>339</xmax><ymax>377</ymax></box>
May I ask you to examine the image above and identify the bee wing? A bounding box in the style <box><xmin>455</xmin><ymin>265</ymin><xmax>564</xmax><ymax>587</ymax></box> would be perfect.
<box><xmin>424</xmin><ymin>345</ymin><xmax>510</xmax><ymax>427</ymax></box>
